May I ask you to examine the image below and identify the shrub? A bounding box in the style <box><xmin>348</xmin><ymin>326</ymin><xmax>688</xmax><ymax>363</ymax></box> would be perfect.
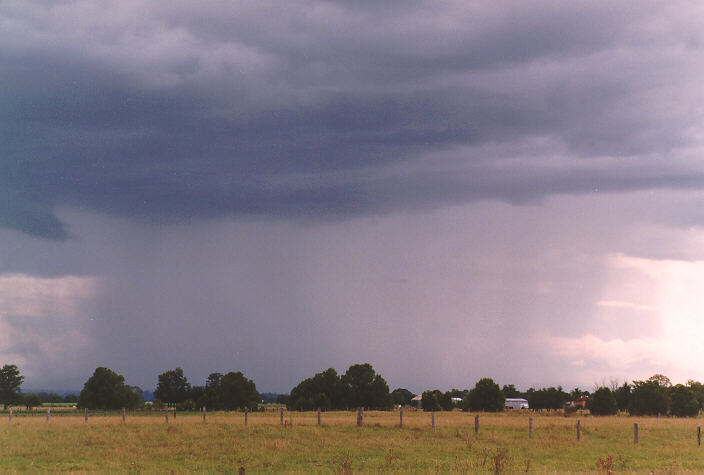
<box><xmin>589</xmin><ymin>387</ymin><xmax>617</xmax><ymax>415</ymax></box>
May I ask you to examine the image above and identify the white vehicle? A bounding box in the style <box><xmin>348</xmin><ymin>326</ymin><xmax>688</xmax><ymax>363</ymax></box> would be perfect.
<box><xmin>505</xmin><ymin>398</ymin><xmax>529</xmax><ymax>409</ymax></box>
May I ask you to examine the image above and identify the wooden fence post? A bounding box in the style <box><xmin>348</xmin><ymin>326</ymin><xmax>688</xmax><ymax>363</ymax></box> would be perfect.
<box><xmin>317</xmin><ymin>408</ymin><xmax>321</xmax><ymax>426</ymax></box>
<box><xmin>47</xmin><ymin>408</ymin><xmax>50</xmax><ymax>423</ymax></box>
<box><xmin>357</xmin><ymin>407</ymin><xmax>363</xmax><ymax>426</ymax></box>
<box><xmin>399</xmin><ymin>407</ymin><xmax>403</xmax><ymax>428</ymax></box>
<box><xmin>280</xmin><ymin>407</ymin><xmax>284</xmax><ymax>426</ymax></box>
<box><xmin>122</xmin><ymin>407</ymin><xmax>126</xmax><ymax>423</ymax></box>
<box><xmin>634</xmin><ymin>422</ymin><xmax>638</xmax><ymax>444</ymax></box>
<box><xmin>474</xmin><ymin>414</ymin><xmax>479</xmax><ymax>434</ymax></box>
<box><xmin>529</xmin><ymin>417</ymin><xmax>533</xmax><ymax>438</ymax></box>
<box><xmin>244</xmin><ymin>408</ymin><xmax>248</xmax><ymax>426</ymax></box>
<box><xmin>576</xmin><ymin>419</ymin><xmax>581</xmax><ymax>441</ymax></box>
<box><xmin>698</xmin><ymin>425</ymin><xmax>701</xmax><ymax>447</ymax></box>
<box><xmin>173</xmin><ymin>407</ymin><xmax>176</xmax><ymax>419</ymax></box>
<box><xmin>9</xmin><ymin>408</ymin><xmax>12</xmax><ymax>423</ymax></box>
<box><xmin>431</xmin><ymin>412</ymin><xmax>436</xmax><ymax>432</ymax></box>
<box><xmin>84</xmin><ymin>408</ymin><xmax>88</xmax><ymax>423</ymax></box>
<box><xmin>202</xmin><ymin>406</ymin><xmax>206</xmax><ymax>423</ymax></box>
<box><xmin>165</xmin><ymin>408</ymin><xmax>169</xmax><ymax>423</ymax></box>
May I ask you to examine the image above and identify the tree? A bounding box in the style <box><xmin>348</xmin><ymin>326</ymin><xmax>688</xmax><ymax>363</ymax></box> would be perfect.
<box><xmin>421</xmin><ymin>390</ymin><xmax>441</xmax><ymax>411</ymax></box>
<box><xmin>154</xmin><ymin>368</ymin><xmax>191</xmax><ymax>406</ymax></box>
<box><xmin>687</xmin><ymin>380</ymin><xmax>704</xmax><ymax>410</ymax></box>
<box><xmin>289</xmin><ymin>368</ymin><xmax>345</xmax><ymax>411</ymax></box>
<box><xmin>464</xmin><ymin>378</ymin><xmax>505</xmax><ymax>412</ymax></box>
<box><xmin>0</xmin><ymin>364</ymin><xmax>24</xmax><ymax>409</ymax></box>
<box><xmin>391</xmin><ymin>388</ymin><xmax>415</xmax><ymax>406</ymax></box>
<box><xmin>341</xmin><ymin>363</ymin><xmax>392</xmax><ymax>410</ymax></box>
<box><xmin>77</xmin><ymin>367</ymin><xmax>141</xmax><ymax>410</ymax></box>
<box><xmin>218</xmin><ymin>372</ymin><xmax>260</xmax><ymax>410</ymax></box>
<box><xmin>613</xmin><ymin>382</ymin><xmax>631</xmax><ymax>411</ymax></box>
<box><xmin>588</xmin><ymin>387</ymin><xmax>618</xmax><ymax>415</ymax></box>
<box><xmin>22</xmin><ymin>393</ymin><xmax>43</xmax><ymax>410</ymax></box>
<box><xmin>670</xmin><ymin>384</ymin><xmax>699</xmax><ymax>417</ymax></box>
<box><xmin>502</xmin><ymin>384</ymin><xmax>522</xmax><ymax>398</ymax></box>
<box><xmin>629</xmin><ymin>379</ymin><xmax>668</xmax><ymax>416</ymax></box>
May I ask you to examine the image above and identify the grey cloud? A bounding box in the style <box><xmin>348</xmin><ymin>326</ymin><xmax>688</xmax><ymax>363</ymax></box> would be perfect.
<box><xmin>2</xmin><ymin>1</ymin><xmax>704</xmax><ymax>238</ymax></box>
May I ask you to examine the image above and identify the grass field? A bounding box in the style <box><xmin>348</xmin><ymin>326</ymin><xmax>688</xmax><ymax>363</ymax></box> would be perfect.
<box><xmin>1</xmin><ymin>409</ymin><xmax>703</xmax><ymax>472</ymax></box>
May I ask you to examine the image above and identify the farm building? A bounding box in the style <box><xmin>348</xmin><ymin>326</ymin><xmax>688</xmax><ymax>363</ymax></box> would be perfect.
<box><xmin>505</xmin><ymin>398</ymin><xmax>529</xmax><ymax>409</ymax></box>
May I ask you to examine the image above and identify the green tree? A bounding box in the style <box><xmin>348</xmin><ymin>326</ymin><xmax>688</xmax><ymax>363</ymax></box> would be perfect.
<box><xmin>613</xmin><ymin>382</ymin><xmax>631</xmax><ymax>411</ymax></box>
<box><xmin>341</xmin><ymin>363</ymin><xmax>392</xmax><ymax>410</ymax></box>
<box><xmin>154</xmin><ymin>367</ymin><xmax>191</xmax><ymax>406</ymax></box>
<box><xmin>670</xmin><ymin>384</ymin><xmax>699</xmax><ymax>417</ymax></box>
<box><xmin>218</xmin><ymin>371</ymin><xmax>260</xmax><ymax>410</ymax></box>
<box><xmin>687</xmin><ymin>380</ymin><xmax>704</xmax><ymax>409</ymax></box>
<box><xmin>289</xmin><ymin>368</ymin><xmax>345</xmax><ymax>411</ymax></box>
<box><xmin>629</xmin><ymin>379</ymin><xmax>668</xmax><ymax>416</ymax></box>
<box><xmin>0</xmin><ymin>364</ymin><xmax>24</xmax><ymax>409</ymax></box>
<box><xmin>588</xmin><ymin>387</ymin><xmax>618</xmax><ymax>415</ymax></box>
<box><xmin>421</xmin><ymin>390</ymin><xmax>441</xmax><ymax>411</ymax></box>
<box><xmin>502</xmin><ymin>384</ymin><xmax>522</xmax><ymax>398</ymax></box>
<box><xmin>22</xmin><ymin>393</ymin><xmax>43</xmax><ymax>410</ymax></box>
<box><xmin>464</xmin><ymin>378</ymin><xmax>505</xmax><ymax>412</ymax></box>
<box><xmin>391</xmin><ymin>388</ymin><xmax>414</xmax><ymax>406</ymax></box>
<box><xmin>77</xmin><ymin>367</ymin><xmax>141</xmax><ymax>410</ymax></box>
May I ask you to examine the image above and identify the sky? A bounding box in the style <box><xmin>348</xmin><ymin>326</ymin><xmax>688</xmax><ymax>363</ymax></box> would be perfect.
<box><xmin>3</xmin><ymin>0</ymin><xmax>704</xmax><ymax>394</ymax></box>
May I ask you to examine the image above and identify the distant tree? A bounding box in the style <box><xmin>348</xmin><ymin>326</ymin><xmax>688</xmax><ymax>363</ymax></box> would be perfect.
<box><xmin>23</xmin><ymin>393</ymin><xmax>43</xmax><ymax>409</ymax></box>
<box><xmin>154</xmin><ymin>368</ymin><xmax>191</xmax><ymax>406</ymax></box>
<box><xmin>647</xmin><ymin>374</ymin><xmax>672</xmax><ymax>388</ymax></box>
<box><xmin>276</xmin><ymin>394</ymin><xmax>290</xmax><ymax>406</ymax></box>
<box><xmin>391</xmin><ymin>388</ymin><xmax>415</xmax><ymax>406</ymax></box>
<box><xmin>0</xmin><ymin>364</ymin><xmax>24</xmax><ymax>409</ymax></box>
<box><xmin>570</xmin><ymin>388</ymin><xmax>590</xmax><ymax>400</ymax></box>
<box><xmin>290</xmin><ymin>368</ymin><xmax>345</xmax><ymax>411</ymax></box>
<box><xmin>588</xmin><ymin>387</ymin><xmax>618</xmax><ymax>415</ymax></box>
<box><xmin>64</xmin><ymin>394</ymin><xmax>79</xmax><ymax>403</ymax></box>
<box><xmin>341</xmin><ymin>363</ymin><xmax>392</xmax><ymax>410</ymax></box>
<box><xmin>218</xmin><ymin>372</ymin><xmax>260</xmax><ymax>410</ymax></box>
<box><xmin>687</xmin><ymin>380</ymin><xmax>704</xmax><ymax>409</ymax></box>
<box><xmin>629</xmin><ymin>379</ymin><xmax>668</xmax><ymax>416</ymax></box>
<box><xmin>464</xmin><ymin>378</ymin><xmax>505</xmax><ymax>412</ymax></box>
<box><xmin>77</xmin><ymin>367</ymin><xmax>141</xmax><ymax>410</ymax></box>
<box><xmin>37</xmin><ymin>392</ymin><xmax>64</xmax><ymax>403</ymax></box>
<box><xmin>670</xmin><ymin>384</ymin><xmax>699</xmax><ymax>417</ymax></box>
<box><xmin>526</xmin><ymin>386</ymin><xmax>568</xmax><ymax>410</ymax></box>
<box><xmin>613</xmin><ymin>382</ymin><xmax>631</xmax><ymax>411</ymax></box>
<box><xmin>421</xmin><ymin>390</ymin><xmax>441</xmax><ymax>411</ymax></box>
<box><xmin>502</xmin><ymin>384</ymin><xmax>522</xmax><ymax>398</ymax></box>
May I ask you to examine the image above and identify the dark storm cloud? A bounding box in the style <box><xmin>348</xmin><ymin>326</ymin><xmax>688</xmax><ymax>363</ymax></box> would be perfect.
<box><xmin>2</xmin><ymin>0</ymin><xmax>703</xmax><ymax>238</ymax></box>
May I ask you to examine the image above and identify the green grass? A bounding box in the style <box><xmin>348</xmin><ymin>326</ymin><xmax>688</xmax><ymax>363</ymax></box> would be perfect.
<box><xmin>0</xmin><ymin>410</ymin><xmax>703</xmax><ymax>471</ymax></box>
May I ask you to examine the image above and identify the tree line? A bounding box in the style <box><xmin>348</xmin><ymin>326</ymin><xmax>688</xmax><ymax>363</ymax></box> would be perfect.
<box><xmin>2</xmin><ymin>363</ymin><xmax>704</xmax><ymax>418</ymax></box>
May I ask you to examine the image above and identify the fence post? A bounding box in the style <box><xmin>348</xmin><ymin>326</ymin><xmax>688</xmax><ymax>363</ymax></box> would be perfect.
<box><xmin>122</xmin><ymin>407</ymin><xmax>126</xmax><ymax>423</ymax></box>
<box><xmin>529</xmin><ymin>417</ymin><xmax>533</xmax><ymax>438</ymax></box>
<box><xmin>84</xmin><ymin>408</ymin><xmax>88</xmax><ymax>423</ymax></box>
<box><xmin>317</xmin><ymin>408</ymin><xmax>321</xmax><ymax>426</ymax></box>
<box><xmin>357</xmin><ymin>407</ymin><xmax>363</xmax><ymax>426</ymax></box>
<box><xmin>399</xmin><ymin>407</ymin><xmax>403</xmax><ymax>428</ymax></box>
<box><xmin>576</xmin><ymin>419</ymin><xmax>581</xmax><ymax>441</ymax></box>
<box><xmin>47</xmin><ymin>408</ymin><xmax>50</xmax><ymax>423</ymax></box>
<box><xmin>634</xmin><ymin>422</ymin><xmax>638</xmax><ymax>444</ymax></box>
<box><xmin>202</xmin><ymin>406</ymin><xmax>206</xmax><ymax>423</ymax></box>
<box><xmin>698</xmin><ymin>425</ymin><xmax>701</xmax><ymax>447</ymax></box>
<box><xmin>165</xmin><ymin>408</ymin><xmax>169</xmax><ymax>423</ymax></box>
<box><xmin>9</xmin><ymin>408</ymin><xmax>12</xmax><ymax>423</ymax></box>
<box><xmin>474</xmin><ymin>414</ymin><xmax>479</xmax><ymax>434</ymax></box>
<box><xmin>431</xmin><ymin>412</ymin><xmax>436</xmax><ymax>432</ymax></box>
<box><xmin>173</xmin><ymin>407</ymin><xmax>176</xmax><ymax>419</ymax></box>
<box><xmin>280</xmin><ymin>407</ymin><xmax>284</xmax><ymax>426</ymax></box>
